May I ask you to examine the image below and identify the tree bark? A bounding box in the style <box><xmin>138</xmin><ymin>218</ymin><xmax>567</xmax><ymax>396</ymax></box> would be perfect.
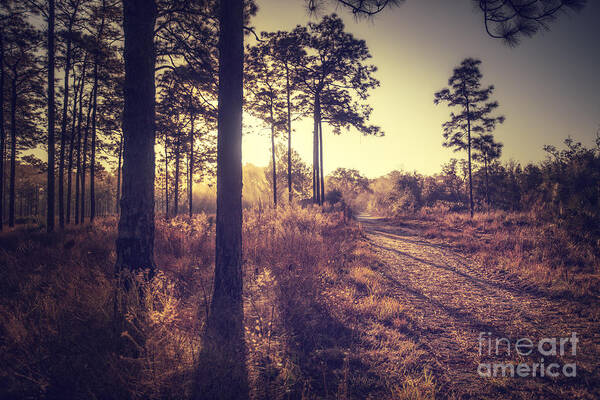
<box><xmin>312</xmin><ymin>93</ymin><xmax>320</xmax><ymax>204</ymax></box>
<box><xmin>81</xmin><ymin>83</ymin><xmax>94</xmax><ymax>221</ymax></box>
<box><xmin>115</xmin><ymin>0</ymin><xmax>157</xmax><ymax>273</ymax></box>
<box><xmin>164</xmin><ymin>145</ymin><xmax>169</xmax><ymax>219</ymax></box>
<box><xmin>58</xmin><ymin>31</ymin><xmax>73</xmax><ymax>228</ymax></box>
<box><xmin>188</xmin><ymin>115</ymin><xmax>194</xmax><ymax>218</ymax></box>
<box><xmin>196</xmin><ymin>0</ymin><xmax>248</xmax><ymax>398</ymax></box>
<box><xmin>116</xmin><ymin>132</ymin><xmax>122</xmax><ymax>214</ymax></box>
<box><xmin>318</xmin><ymin>116</ymin><xmax>324</xmax><ymax>205</ymax></box>
<box><xmin>74</xmin><ymin>58</ymin><xmax>87</xmax><ymax>224</ymax></box>
<box><xmin>484</xmin><ymin>157</ymin><xmax>490</xmax><ymax>208</ymax></box>
<box><xmin>47</xmin><ymin>0</ymin><xmax>56</xmax><ymax>232</ymax></box>
<box><xmin>0</xmin><ymin>29</ymin><xmax>4</xmax><ymax>231</ymax></box>
<box><xmin>466</xmin><ymin>102</ymin><xmax>473</xmax><ymax>218</ymax></box>
<box><xmin>90</xmin><ymin>1</ymin><xmax>106</xmax><ymax>224</ymax></box>
<box><xmin>9</xmin><ymin>75</ymin><xmax>16</xmax><ymax>228</ymax></box>
<box><xmin>90</xmin><ymin>58</ymin><xmax>99</xmax><ymax>223</ymax></box>
<box><xmin>269</xmin><ymin>101</ymin><xmax>277</xmax><ymax>206</ymax></box>
<box><xmin>66</xmin><ymin>57</ymin><xmax>81</xmax><ymax>224</ymax></box>
<box><xmin>285</xmin><ymin>62</ymin><xmax>292</xmax><ymax>203</ymax></box>
<box><xmin>174</xmin><ymin>136</ymin><xmax>180</xmax><ymax>217</ymax></box>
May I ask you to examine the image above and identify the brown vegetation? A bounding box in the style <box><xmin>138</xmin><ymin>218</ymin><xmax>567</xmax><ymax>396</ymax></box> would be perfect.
<box><xmin>399</xmin><ymin>207</ymin><xmax>600</xmax><ymax>302</ymax></box>
<box><xmin>0</xmin><ymin>206</ymin><xmax>435</xmax><ymax>399</ymax></box>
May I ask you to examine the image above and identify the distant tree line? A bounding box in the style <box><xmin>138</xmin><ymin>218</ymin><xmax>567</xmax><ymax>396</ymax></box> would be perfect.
<box><xmin>362</xmin><ymin>135</ymin><xmax>600</xmax><ymax>245</ymax></box>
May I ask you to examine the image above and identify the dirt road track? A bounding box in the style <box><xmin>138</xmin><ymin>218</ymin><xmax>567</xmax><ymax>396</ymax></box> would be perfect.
<box><xmin>357</xmin><ymin>215</ymin><xmax>600</xmax><ymax>399</ymax></box>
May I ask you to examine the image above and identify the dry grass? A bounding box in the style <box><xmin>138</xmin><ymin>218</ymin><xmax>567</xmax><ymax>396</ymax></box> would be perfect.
<box><xmin>0</xmin><ymin>205</ymin><xmax>434</xmax><ymax>399</ymax></box>
<box><xmin>398</xmin><ymin>207</ymin><xmax>600</xmax><ymax>301</ymax></box>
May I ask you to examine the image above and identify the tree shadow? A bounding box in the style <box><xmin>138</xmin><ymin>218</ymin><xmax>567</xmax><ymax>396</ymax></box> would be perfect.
<box><xmin>369</xmin><ymin>238</ymin><xmax>555</xmax><ymax>302</ymax></box>
<box><xmin>272</xmin><ymin>272</ymin><xmax>385</xmax><ymax>399</ymax></box>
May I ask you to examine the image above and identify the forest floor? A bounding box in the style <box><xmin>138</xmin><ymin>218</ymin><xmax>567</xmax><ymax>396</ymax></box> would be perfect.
<box><xmin>356</xmin><ymin>214</ymin><xmax>600</xmax><ymax>399</ymax></box>
<box><xmin>1</xmin><ymin>210</ymin><xmax>599</xmax><ymax>399</ymax></box>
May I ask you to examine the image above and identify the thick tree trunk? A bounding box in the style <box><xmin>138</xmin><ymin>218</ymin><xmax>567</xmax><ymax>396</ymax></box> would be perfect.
<box><xmin>115</xmin><ymin>0</ymin><xmax>157</xmax><ymax>273</ymax></box>
<box><xmin>47</xmin><ymin>0</ymin><xmax>56</xmax><ymax>232</ymax></box>
<box><xmin>0</xmin><ymin>30</ymin><xmax>4</xmax><ymax>231</ymax></box>
<box><xmin>285</xmin><ymin>63</ymin><xmax>292</xmax><ymax>203</ymax></box>
<box><xmin>196</xmin><ymin>0</ymin><xmax>248</xmax><ymax>398</ymax></box>
<box><xmin>9</xmin><ymin>76</ymin><xmax>16</xmax><ymax>228</ymax></box>
<box><xmin>58</xmin><ymin>35</ymin><xmax>72</xmax><ymax>228</ymax></box>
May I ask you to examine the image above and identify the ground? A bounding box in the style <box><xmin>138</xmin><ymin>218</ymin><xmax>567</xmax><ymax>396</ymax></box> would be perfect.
<box><xmin>356</xmin><ymin>214</ymin><xmax>599</xmax><ymax>399</ymax></box>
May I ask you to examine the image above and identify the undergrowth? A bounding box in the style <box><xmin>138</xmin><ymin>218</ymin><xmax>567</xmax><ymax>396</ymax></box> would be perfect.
<box><xmin>0</xmin><ymin>205</ymin><xmax>433</xmax><ymax>399</ymax></box>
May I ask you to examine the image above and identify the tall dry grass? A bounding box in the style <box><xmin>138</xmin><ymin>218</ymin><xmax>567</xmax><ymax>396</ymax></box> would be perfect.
<box><xmin>402</xmin><ymin>206</ymin><xmax>600</xmax><ymax>301</ymax></box>
<box><xmin>0</xmin><ymin>205</ymin><xmax>433</xmax><ymax>399</ymax></box>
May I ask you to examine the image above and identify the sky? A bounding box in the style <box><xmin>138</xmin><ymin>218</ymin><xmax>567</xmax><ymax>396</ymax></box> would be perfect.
<box><xmin>241</xmin><ymin>0</ymin><xmax>600</xmax><ymax>178</ymax></box>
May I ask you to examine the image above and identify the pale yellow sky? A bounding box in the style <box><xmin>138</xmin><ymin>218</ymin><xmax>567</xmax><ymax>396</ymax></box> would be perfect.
<box><xmin>242</xmin><ymin>0</ymin><xmax>600</xmax><ymax>178</ymax></box>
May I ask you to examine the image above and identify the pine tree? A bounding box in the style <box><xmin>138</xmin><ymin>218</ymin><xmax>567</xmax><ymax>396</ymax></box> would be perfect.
<box><xmin>434</xmin><ymin>58</ymin><xmax>504</xmax><ymax>217</ymax></box>
<box><xmin>476</xmin><ymin>0</ymin><xmax>587</xmax><ymax>45</ymax></box>
<box><xmin>115</xmin><ymin>0</ymin><xmax>157</xmax><ymax>273</ymax></box>
<box><xmin>294</xmin><ymin>15</ymin><xmax>381</xmax><ymax>205</ymax></box>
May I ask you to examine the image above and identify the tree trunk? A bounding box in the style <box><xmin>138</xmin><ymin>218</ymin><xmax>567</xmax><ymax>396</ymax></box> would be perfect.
<box><xmin>66</xmin><ymin>58</ymin><xmax>80</xmax><ymax>224</ymax></box>
<box><xmin>116</xmin><ymin>132</ymin><xmax>122</xmax><ymax>214</ymax></box>
<box><xmin>90</xmin><ymin>1</ymin><xmax>106</xmax><ymax>224</ymax></box>
<box><xmin>174</xmin><ymin>136</ymin><xmax>180</xmax><ymax>217</ymax></box>
<box><xmin>271</xmin><ymin>122</ymin><xmax>277</xmax><ymax>206</ymax></box>
<box><xmin>285</xmin><ymin>62</ymin><xmax>292</xmax><ymax>204</ymax></box>
<box><xmin>58</xmin><ymin>33</ymin><xmax>72</xmax><ymax>228</ymax></box>
<box><xmin>318</xmin><ymin>116</ymin><xmax>324</xmax><ymax>205</ymax></box>
<box><xmin>9</xmin><ymin>75</ymin><xmax>16</xmax><ymax>228</ymax></box>
<box><xmin>466</xmin><ymin>102</ymin><xmax>473</xmax><ymax>218</ymax></box>
<box><xmin>196</xmin><ymin>0</ymin><xmax>248</xmax><ymax>398</ymax></box>
<box><xmin>188</xmin><ymin>115</ymin><xmax>194</xmax><ymax>218</ymax></box>
<box><xmin>269</xmin><ymin>101</ymin><xmax>277</xmax><ymax>207</ymax></box>
<box><xmin>164</xmin><ymin>146</ymin><xmax>169</xmax><ymax>219</ymax></box>
<box><xmin>484</xmin><ymin>157</ymin><xmax>490</xmax><ymax>208</ymax></box>
<box><xmin>312</xmin><ymin>93</ymin><xmax>320</xmax><ymax>204</ymax></box>
<box><xmin>0</xmin><ymin>29</ymin><xmax>4</xmax><ymax>231</ymax></box>
<box><xmin>90</xmin><ymin>60</ymin><xmax>98</xmax><ymax>223</ymax></box>
<box><xmin>115</xmin><ymin>0</ymin><xmax>157</xmax><ymax>273</ymax></box>
<box><xmin>47</xmin><ymin>0</ymin><xmax>56</xmax><ymax>232</ymax></box>
<box><xmin>81</xmin><ymin>84</ymin><xmax>94</xmax><ymax>222</ymax></box>
<box><xmin>74</xmin><ymin>58</ymin><xmax>87</xmax><ymax>224</ymax></box>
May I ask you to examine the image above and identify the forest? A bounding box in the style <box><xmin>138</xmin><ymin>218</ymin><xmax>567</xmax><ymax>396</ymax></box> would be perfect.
<box><xmin>0</xmin><ymin>0</ymin><xmax>598</xmax><ymax>399</ymax></box>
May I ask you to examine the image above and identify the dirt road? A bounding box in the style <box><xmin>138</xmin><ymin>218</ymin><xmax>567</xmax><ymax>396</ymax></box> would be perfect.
<box><xmin>356</xmin><ymin>215</ymin><xmax>599</xmax><ymax>399</ymax></box>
